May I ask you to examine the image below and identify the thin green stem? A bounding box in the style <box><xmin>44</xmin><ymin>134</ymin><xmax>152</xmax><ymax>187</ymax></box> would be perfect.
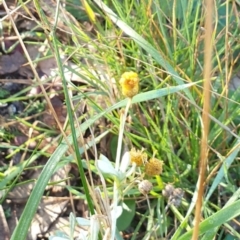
<box><xmin>50</xmin><ymin>9</ymin><xmax>94</xmax><ymax>215</ymax></box>
<box><xmin>115</xmin><ymin>98</ymin><xmax>132</xmax><ymax>170</ymax></box>
<box><xmin>111</xmin><ymin>97</ymin><xmax>132</xmax><ymax>239</ymax></box>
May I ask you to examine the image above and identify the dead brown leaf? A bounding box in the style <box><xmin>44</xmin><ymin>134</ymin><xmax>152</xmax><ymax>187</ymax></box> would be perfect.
<box><xmin>42</xmin><ymin>96</ymin><xmax>67</xmax><ymax>129</ymax></box>
<box><xmin>0</xmin><ymin>51</ymin><xmax>25</xmax><ymax>75</ymax></box>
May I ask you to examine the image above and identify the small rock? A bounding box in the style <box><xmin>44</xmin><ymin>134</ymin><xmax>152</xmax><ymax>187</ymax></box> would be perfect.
<box><xmin>8</xmin><ymin>104</ymin><xmax>17</xmax><ymax>116</ymax></box>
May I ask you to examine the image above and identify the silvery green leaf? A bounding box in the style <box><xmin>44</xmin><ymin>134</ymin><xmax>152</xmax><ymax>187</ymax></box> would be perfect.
<box><xmin>97</xmin><ymin>154</ymin><xmax>126</xmax><ymax>182</ymax></box>
<box><xmin>90</xmin><ymin>215</ymin><xmax>100</xmax><ymax>240</ymax></box>
<box><xmin>97</xmin><ymin>160</ymin><xmax>118</xmax><ymax>178</ymax></box>
<box><xmin>99</xmin><ymin>154</ymin><xmax>111</xmax><ymax>163</ymax></box>
<box><xmin>111</xmin><ymin>206</ymin><xmax>123</xmax><ymax>220</ymax></box>
<box><xmin>97</xmin><ymin>158</ymin><xmax>119</xmax><ymax>179</ymax></box>
<box><xmin>76</xmin><ymin>217</ymin><xmax>91</xmax><ymax>226</ymax></box>
<box><xmin>119</xmin><ymin>151</ymin><xmax>130</xmax><ymax>173</ymax></box>
<box><xmin>69</xmin><ymin>212</ymin><xmax>75</xmax><ymax>239</ymax></box>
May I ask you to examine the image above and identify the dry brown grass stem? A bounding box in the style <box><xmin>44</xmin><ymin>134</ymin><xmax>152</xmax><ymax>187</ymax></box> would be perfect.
<box><xmin>192</xmin><ymin>0</ymin><xmax>213</xmax><ymax>239</ymax></box>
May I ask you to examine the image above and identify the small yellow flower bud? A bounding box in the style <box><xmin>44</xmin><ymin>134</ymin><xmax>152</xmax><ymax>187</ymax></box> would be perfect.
<box><xmin>119</xmin><ymin>72</ymin><xmax>139</xmax><ymax>98</ymax></box>
<box><xmin>145</xmin><ymin>158</ymin><xmax>163</xmax><ymax>176</ymax></box>
<box><xmin>138</xmin><ymin>180</ymin><xmax>153</xmax><ymax>195</ymax></box>
<box><xmin>130</xmin><ymin>148</ymin><xmax>147</xmax><ymax>166</ymax></box>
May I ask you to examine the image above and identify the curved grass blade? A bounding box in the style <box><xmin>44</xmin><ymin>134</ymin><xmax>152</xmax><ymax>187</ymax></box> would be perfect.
<box><xmin>205</xmin><ymin>139</ymin><xmax>240</xmax><ymax>202</ymax></box>
<box><xmin>178</xmin><ymin>199</ymin><xmax>240</xmax><ymax>240</ymax></box>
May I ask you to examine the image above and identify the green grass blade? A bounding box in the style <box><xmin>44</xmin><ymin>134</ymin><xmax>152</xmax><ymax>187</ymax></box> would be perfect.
<box><xmin>179</xmin><ymin>199</ymin><xmax>240</xmax><ymax>240</ymax></box>
<box><xmin>10</xmin><ymin>143</ymin><xmax>68</xmax><ymax>240</ymax></box>
<box><xmin>205</xmin><ymin>139</ymin><xmax>240</xmax><ymax>202</ymax></box>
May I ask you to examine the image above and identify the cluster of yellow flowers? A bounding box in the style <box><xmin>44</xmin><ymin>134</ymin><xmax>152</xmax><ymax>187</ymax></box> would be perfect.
<box><xmin>129</xmin><ymin>148</ymin><xmax>147</xmax><ymax>167</ymax></box>
<box><xmin>130</xmin><ymin>147</ymin><xmax>164</xmax><ymax>195</ymax></box>
<box><xmin>129</xmin><ymin>148</ymin><xmax>164</xmax><ymax>176</ymax></box>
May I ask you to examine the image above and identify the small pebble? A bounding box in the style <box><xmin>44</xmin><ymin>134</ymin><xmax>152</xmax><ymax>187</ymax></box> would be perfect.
<box><xmin>8</xmin><ymin>104</ymin><xmax>17</xmax><ymax>116</ymax></box>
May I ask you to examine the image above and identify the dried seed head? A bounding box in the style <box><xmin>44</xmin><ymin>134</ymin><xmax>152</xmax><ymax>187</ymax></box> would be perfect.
<box><xmin>170</xmin><ymin>197</ymin><xmax>182</xmax><ymax>207</ymax></box>
<box><xmin>163</xmin><ymin>184</ymin><xmax>184</xmax><ymax>208</ymax></box>
<box><xmin>119</xmin><ymin>72</ymin><xmax>139</xmax><ymax>98</ymax></box>
<box><xmin>145</xmin><ymin>158</ymin><xmax>163</xmax><ymax>176</ymax></box>
<box><xmin>130</xmin><ymin>148</ymin><xmax>147</xmax><ymax>167</ymax></box>
<box><xmin>162</xmin><ymin>184</ymin><xmax>175</xmax><ymax>198</ymax></box>
<box><xmin>172</xmin><ymin>188</ymin><xmax>184</xmax><ymax>198</ymax></box>
<box><xmin>138</xmin><ymin>180</ymin><xmax>153</xmax><ymax>195</ymax></box>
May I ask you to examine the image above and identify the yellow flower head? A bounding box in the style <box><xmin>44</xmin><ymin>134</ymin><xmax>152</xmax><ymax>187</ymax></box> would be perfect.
<box><xmin>145</xmin><ymin>158</ymin><xmax>163</xmax><ymax>176</ymax></box>
<box><xmin>119</xmin><ymin>72</ymin><xmax>139</xmax><ymax>98</ymax></box>
<box><xmin>130</xmin><ymin>148</ymin><xmax>147</xmax><ymax>166</ymax></box>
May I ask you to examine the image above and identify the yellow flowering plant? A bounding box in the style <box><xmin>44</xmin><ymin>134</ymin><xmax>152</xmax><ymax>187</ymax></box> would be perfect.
<box><xmin>130</xmin><ymin>148</ymin><xmax>147</xmax><ymax>166</ymax></box>
<box><xmin>145</xmin><ymin>158</ymin><xmax>164</xmax><ymax>176</ymax></box>
<box><xmin>119</xmin><ymin>71</ymin><xmax>139</xmax><ymax>98</ymax></box>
